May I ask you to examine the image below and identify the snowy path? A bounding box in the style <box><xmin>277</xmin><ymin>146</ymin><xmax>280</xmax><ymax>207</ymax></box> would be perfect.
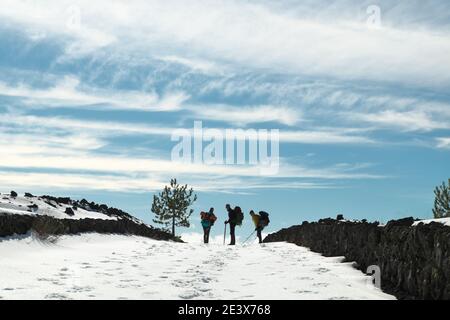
<box><xmin>0</xmin><ymin>234</ymin><xmax>395</xmax><ymax>300</ymax></box>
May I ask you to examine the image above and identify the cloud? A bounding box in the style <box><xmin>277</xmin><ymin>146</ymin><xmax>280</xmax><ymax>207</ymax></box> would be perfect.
<box><xmin>348</xmin><ymin>110</ymin><xmax>449</xmax><ymax>132</ymax></box>
<box><xmin>0</xmin><ymin>76</ymin><xmax>189</xmax><ymax>112</ymax></box>
<box><xmin>186</xmin><ymin>104</ymin><xmax>302</xmax><ymax>126</ymax></box>
<box><xmin>279</xmin><ymin>129</ymin><xmax>374</xmax><ymax>144</ymax></box>
<box><xmin>0</xmin><ymin>0</ymin><xmax>447</xmax><ymax>197</ymax></box>
<box><xmin>156</xmin><ymin>55</ymin><xmax>224</xmax><ymax>74</ymax></box>
<box><xmin>436</xmin><ymin>138</ymin><xmax>450</xmax><ymax>149</ymax></box>
<box><xmin>0</xmin><ymin>147</ymin><xmax>384</xmax><ymax>181</ymax></box>
<box><xmin>0</xmin><ymin>113</ymin><xmax>374</xmax><ymax>145</ymax></box>
<box><xmin>0</xmin><ymin>170</ymin><xmax>161</xmax><ymax>193</ymax></box>
<box><xmin>0</xmin><ymin>112</ymin><xmax>385</xmax><ymax>193</ymax></box>
<box><xmin>0</xmin><ymin>79</ymin><xmax>303</xmax><ymax>126</ymax></box>
<box><xmin>1</xmin><ymin>0</ymin><xmax>450</xmax><ymax>88</ymax></box>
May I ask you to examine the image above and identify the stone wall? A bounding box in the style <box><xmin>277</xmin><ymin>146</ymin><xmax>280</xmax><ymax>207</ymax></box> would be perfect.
<box><xmin>264</xmin><ymin>218</ymin><xmax>450</xmax><ymax>300</ymax></box>
<box><xmin>0</xmin><ymin>213</ymin><xmax>180</xmax><ymax>242</ymax></box>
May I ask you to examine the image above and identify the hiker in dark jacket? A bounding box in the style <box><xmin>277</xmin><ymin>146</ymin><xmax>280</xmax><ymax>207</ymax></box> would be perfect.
<box><xmin>250</xmin><ymin>210</ymin><xmax>270</xmax><ymax>243</ymax></box>
<box><xmin>201</xmin><ymin>208</ymin><xmax>217</xmax><ymax>244</ymax></box>
<box><xmin>224</xmin><ymin>204</ymin><xmax>237</xmax><ymax>245</ymax></box>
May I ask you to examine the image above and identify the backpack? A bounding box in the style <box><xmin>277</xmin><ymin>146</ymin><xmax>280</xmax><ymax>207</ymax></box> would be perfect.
<box><xmin>201</xmin><ymin>211</ymin><xmax>217</xmax><ymax>226</ymax></box>
<box><xmin>259</xmin><ymin>211</ymin><xmax>270</xmax><ymax>226</ymax></box>
<box><xmin>209</xmin><ymin>213</ymin><xmax>217</xmax><ymax>226</ymax></box>
<box><xmin>234</xmin><ymin>206</ymin><xmax>244</xmax><ymax>226</ymax></box>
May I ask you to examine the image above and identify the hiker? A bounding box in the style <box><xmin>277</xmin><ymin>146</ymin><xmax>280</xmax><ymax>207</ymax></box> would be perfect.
<box><xmin>250</xmin><ymin>210</ymin><xmax>270</xmax><ymax>243</ymax></box>
<box><xmin>224</xmin><ymin>204</ymin><xmax>244</xmax><ymax>245</ymax></box>
<box><xmin>200</xmin><ymin>208</ymin><xmax>217</xmax><ymax>244</ymax></box>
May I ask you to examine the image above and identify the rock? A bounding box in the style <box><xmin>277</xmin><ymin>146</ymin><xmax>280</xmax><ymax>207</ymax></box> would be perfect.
<box><xmin>24</xmin><ymin>193</ymin><xmax>34</xmax><ymax>198</ymax></box>
<box><xmin>385</xmin><ymin>217</ymin><xmax>414</xmax><ymax>228</ymax></box>
<box><xmin>10</xmin><ymin>191</ymin><xmax>18</xmax><ymax>198</ymax></box>
<box><xmin>27</xmin><ymin>204</ymin><xmax>39</xmax><ymax>212</ymax></box>
<box><xmin>336</xmin><ymin>214</ymin><xmax>344</xmax><ymax>221</ymax></box>
<box><xmin>65</xmin><ymin>207</ymin><xmax>75</xmax><ymax>216</ymax></box>
<box><xmin>0</xmin><ymin>213</ymin><xmax>181</xmax><ymax>242</ymax></box>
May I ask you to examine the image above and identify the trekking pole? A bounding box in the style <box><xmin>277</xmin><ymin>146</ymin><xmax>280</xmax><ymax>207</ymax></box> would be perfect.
<box><xmin>223</xmin><ymin>223</ymin><xmax>227</xmax><ymax>245</ymax></box>
<box><xmin>242</xmin><ymin>230</ymin><xmax>256</xmax><ymax>244</ymax></box>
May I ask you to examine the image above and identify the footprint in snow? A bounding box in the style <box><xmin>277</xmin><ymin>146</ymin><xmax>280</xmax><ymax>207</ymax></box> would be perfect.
<box><xmin>68</xmin><ymin>286</ymin><xmax>94</xmax><ymax>293</ymax></box>
<box><xmin>315</xmin><ymin>267</ymin><xmax>330</xmax><ymax>274</ymax></box>
<box><xmin>313</xmin><ymin>283</ymin><xmax>330</xmax><ymax>288</ymax></box>
<box><xmin>329</xmin><ymin>296</ymin><xmax>351</xmax><ymax>300</ymax></box>
<box><xmin>179</xmin><ymin>291</ymin><xmax>200</xmax><ymax>299</ymax></box>
<box><xmin>45</xmin><ymin>293</ymin><xmax>71</xmax><ymax>300</ymax></box>
<box><xmin>143</xmin><ymin>291</ymin><xmax>159</xmax><ymax>296</ymax></box>
<box><xmin>294</xmin><ymin>290</ymin><xmax>319</xmax><ymax>294</ymax></box>
<box><xmin>244</xmin><ymin>282</ymin><xmax>256</xmax><ymax>286</ymax></box>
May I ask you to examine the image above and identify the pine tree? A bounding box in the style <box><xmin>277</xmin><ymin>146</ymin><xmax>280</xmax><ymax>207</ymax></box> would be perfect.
<box><xmin>151</xmin><ymin>179</ymin><xmax>197</xmax><ymax>236</ymax></box>
<box><xmin>433</xmin><ymin>179</ymin><xmax>450</xmax><ymax>218</ymax></box>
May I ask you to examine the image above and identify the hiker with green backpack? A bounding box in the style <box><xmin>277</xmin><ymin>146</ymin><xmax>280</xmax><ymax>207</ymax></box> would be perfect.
<box><xmin>224</xmin><ymin>204</ymin><xmax>244</xmax><ymax>245</ymax></box>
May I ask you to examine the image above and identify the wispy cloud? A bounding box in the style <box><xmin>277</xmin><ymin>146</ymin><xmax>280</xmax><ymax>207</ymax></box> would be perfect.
<box><xmin>0</xmin><ymin>76</ymin><xmax>189</xmax><ymax>112</ymax></box>
<box><xmin>0</xmin><ymin>113</ymin><xmax>375</xmax><ymax>145</ymax></box>
<box><xmin>1</xmin><ymin>0</ymin><xmax>450</xmax><ymax>87</ymax></box>
<box><xmin>436</xmin><ymin>137</ymin><xmax>450</xmax><ymax>149</ymax></box>
<box><xmin>0</xmin><ymin>0</ymin><xmax>447</xmax><ymax>199</ymax></box>
<box><xmin>186</xmin><ymin>104</ymin><xmax>302</xmax><ymax>126</ymax></box>
<box><xmin>347</xmin><ymin>110</ymin><xmax>449</xmax><ymax>132</ymax></box>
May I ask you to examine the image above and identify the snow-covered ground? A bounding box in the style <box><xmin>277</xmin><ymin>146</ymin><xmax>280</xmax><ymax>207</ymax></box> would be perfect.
<box><xmin>0</xmin><ymin>233</ymin><xmax>395</xmax><ymax>300</ymax></box>
<box><xmin>413</xmin><ymin>217</ymin><xmax>450</xmax><ymax>227</ymax></box>
<box><xmin>0</xmin><ymin>193</ymin><xmax>117</xmax><ymax>220</ymax></box>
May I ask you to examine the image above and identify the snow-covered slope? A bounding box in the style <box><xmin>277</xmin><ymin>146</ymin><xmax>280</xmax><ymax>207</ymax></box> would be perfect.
<box><xmin>0</xmin><ymin>192</ymin><xmax>124</xmax><ymax>221</ymax></box>
<box><xmin>0</xmin><ymin>233</ymin><xmax>395</xmax><ymax>300</ymax></box>
<box><xmin>413</xmin><ymin>217</ymin><xmax>450</xmax><ymax>227</ymax></box>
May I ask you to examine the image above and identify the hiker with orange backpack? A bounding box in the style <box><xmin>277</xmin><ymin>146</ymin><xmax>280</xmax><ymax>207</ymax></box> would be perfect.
<box><xmin>250</xmin><ymin>210</ymin><xmax>270</xmax><ymax>243</ymax></box>
<box><xmin>201</xmin><ymin>208</ymin><xmax>217</xmax><ymax>244</ymax></box>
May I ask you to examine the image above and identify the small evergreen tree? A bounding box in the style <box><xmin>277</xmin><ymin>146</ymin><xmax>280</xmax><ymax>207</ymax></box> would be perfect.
<box><xmin>151</xmin><ymin>179</ymin><xmax>197</xmax><ymax>236</ymax></box>
<box><xmin>433</xmin><ymin>179</ymin><xmax>450</xmax><ymax>218</ymax></box>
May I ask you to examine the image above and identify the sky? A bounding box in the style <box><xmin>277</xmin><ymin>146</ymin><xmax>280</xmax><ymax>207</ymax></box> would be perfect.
<box><xmin>0</xmin><ymin>0</ymin><xmax>449</xmax><ymax>239</ymax></box>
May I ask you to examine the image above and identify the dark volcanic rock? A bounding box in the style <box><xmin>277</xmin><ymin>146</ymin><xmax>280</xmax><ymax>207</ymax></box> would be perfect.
<box><xmin>10</xmin><ymin>191</ymin><xmax>18</xmax><ymax>198</ymax></box>
<box><xmin>27</xmin><ymin>204</ymin><xmax>39</xmax><ymax>212</ymax></box>
<box><xmin>264</xmin><ymin>217</ymin><xmax>450</xmax><ymax>300</ymax></box>
<box><xmin>0</xmin><ymin>213</ymin><xmax>181</xmax><ymax>242</ymax></box>
<box><xmin>65</xmin><ymin>207</ymin><xmax>75</xmax><ymax>216</ymax></box>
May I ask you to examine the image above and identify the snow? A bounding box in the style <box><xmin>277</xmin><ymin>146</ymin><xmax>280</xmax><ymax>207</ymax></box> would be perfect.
<box><xmin>0</xmin><ymin>193</ymin><xmax>117</xmax><ymax>220</ymax></box>
<box><xmin>413</xmin><ymin>217</ymin><xmax>450</xmax><ymax>227</ymax></box>
<box><xmin>0</xmin><ymin>233</ymin><xmax>395</xmax><ymax>300</ymax></box>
